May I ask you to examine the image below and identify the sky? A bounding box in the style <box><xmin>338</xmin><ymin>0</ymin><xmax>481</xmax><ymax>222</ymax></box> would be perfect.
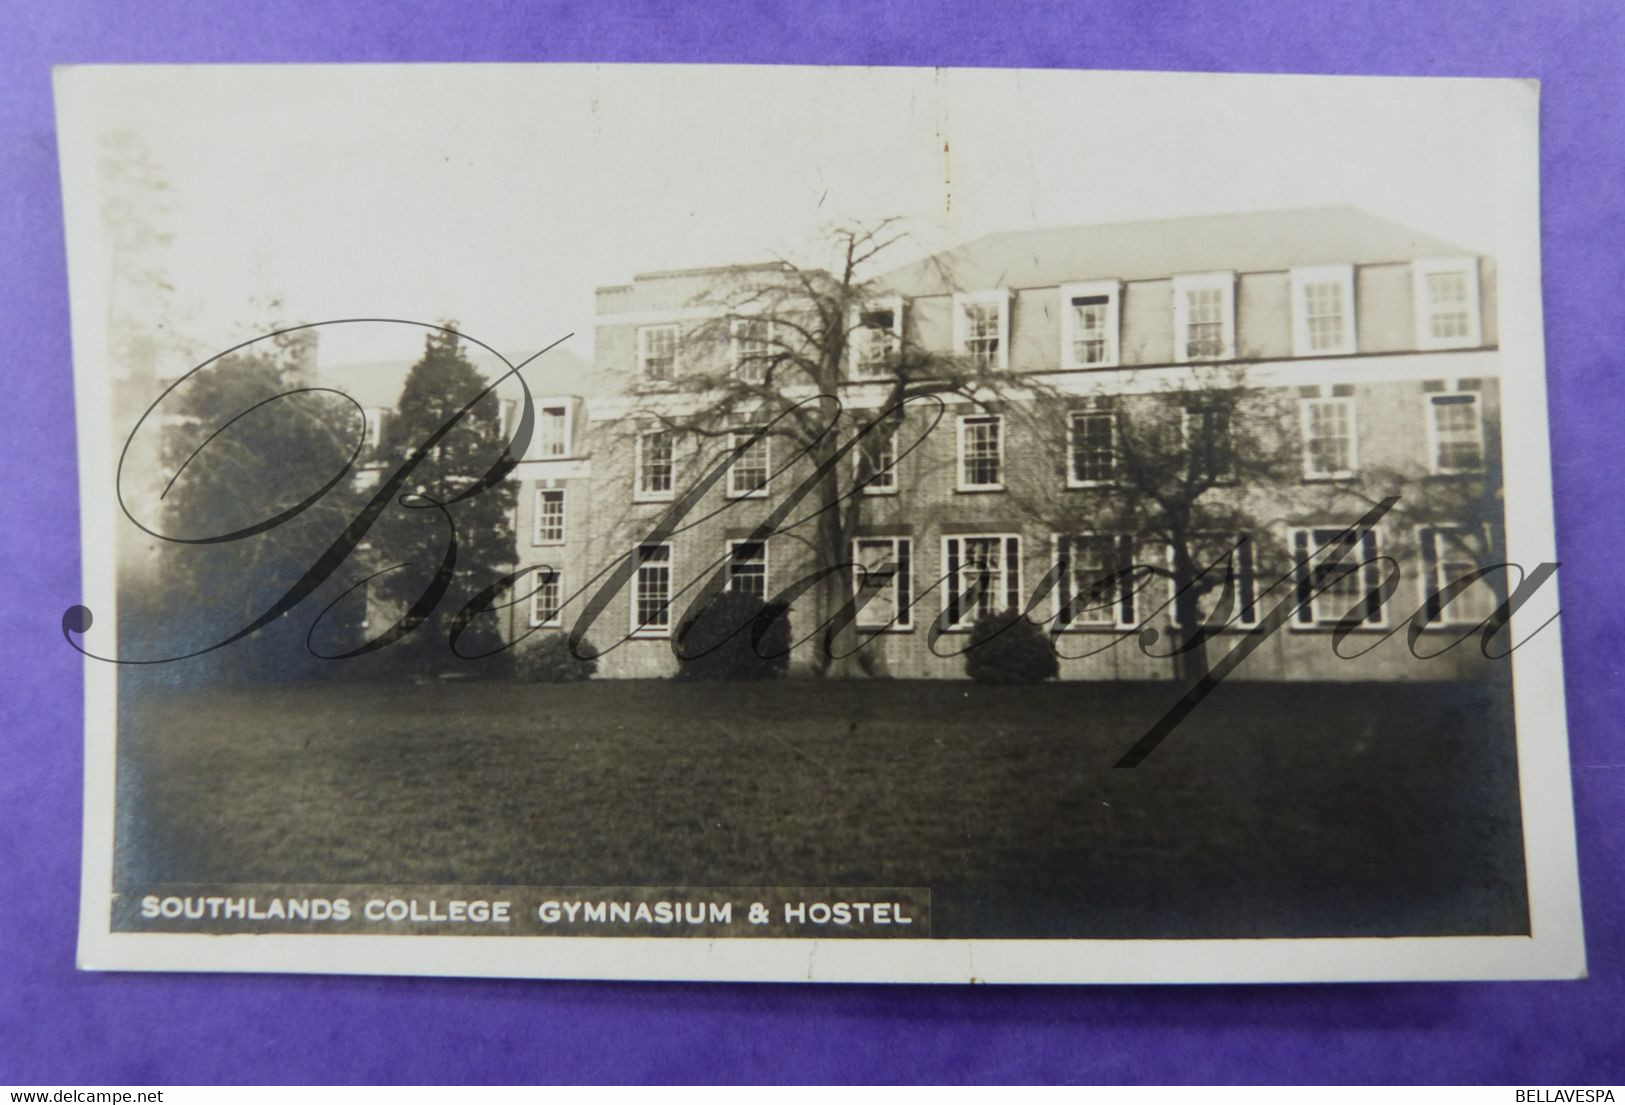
<box><xmin>60</xmin><ymin>63</ymin><xmax>1536</xmax><ymax>371</ymax></box>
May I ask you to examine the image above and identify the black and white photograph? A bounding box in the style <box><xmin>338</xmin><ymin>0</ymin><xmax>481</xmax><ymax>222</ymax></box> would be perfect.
<box><xmin>56</xmin><ymin>63</ymin><xmax>1583</xmax><ymax>983</ymax></box>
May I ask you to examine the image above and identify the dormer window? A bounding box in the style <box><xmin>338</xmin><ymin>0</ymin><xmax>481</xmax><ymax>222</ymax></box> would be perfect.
<box><xmin>537</xmin><ymin>403</ymin><xmax>570</xmax><ymax>458</ymax></box>
<box><xmin>852</xmin><ymin>298</ymin><xmax>903</xmax><ymax>378</ymax></box>
<box><xmin>1059</xmin><ymin>281</ymin><xmax>1120</xmax><ymax>369</ymax></box>
<box><xmin>953</xmin><ymin>290</ymin><xmax>1010</xmax><ymax>369</ymax></box>
<box><xmin>1413</xmin><ymin>258</ymin><xmax>1482</xmax><ymax>350</ymax></box>
<box><xmin>1172</xmin><ymin>272</ymin><xmax>1236</xmax><ymax>362</ymax></box>
<box><xmin>1290</xmin><ymin>264</ymin><xmax>1356</xmax><ymax>356</ymax></box>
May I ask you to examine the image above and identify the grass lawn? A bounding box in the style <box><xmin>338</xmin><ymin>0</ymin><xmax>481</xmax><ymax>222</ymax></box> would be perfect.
<box><xmin>114</xmin><ymin>675</ymin><xmax>1528</xmax><ymax>939</ymax></box>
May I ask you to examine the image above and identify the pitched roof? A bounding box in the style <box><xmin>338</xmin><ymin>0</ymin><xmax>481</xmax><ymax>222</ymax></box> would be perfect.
<box><xmin>874</xmin><ymin>207</ymin><xmax>1472</xmax><ymax>297</ymax></box>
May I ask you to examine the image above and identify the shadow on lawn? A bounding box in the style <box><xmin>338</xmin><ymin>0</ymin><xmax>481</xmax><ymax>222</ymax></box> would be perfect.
<box><xmin>113</xmin><ymin>673</ymin><xmax>1528</xmax><ymax>940</ymax></box>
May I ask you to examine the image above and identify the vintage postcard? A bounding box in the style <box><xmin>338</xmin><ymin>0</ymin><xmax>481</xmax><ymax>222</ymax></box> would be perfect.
<box><xmin>56</xmin><ymin>63</ymin><xmax>1584</xmax><ymax>983</ymax></box>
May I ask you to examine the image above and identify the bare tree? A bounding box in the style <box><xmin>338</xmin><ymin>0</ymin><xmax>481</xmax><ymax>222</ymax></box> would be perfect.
<box><xmin>1007</xmin><ymin>367</ymin><xmax>1300</xmax><ymax>682</ymax></box>
<box><xmin>1318</xmin><ymin>402</ymin><xmax>1507</xmax><ymax>626</ymax></box>
<box><xmin>616</xmin><ymin>219</ymin><xmax>1017</xmax><ymax>677</ymax></box>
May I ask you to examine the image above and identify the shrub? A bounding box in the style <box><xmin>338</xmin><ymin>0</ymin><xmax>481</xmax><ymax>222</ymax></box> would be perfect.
<box><xmin>675</xmin><ymin>591</ymin><xmax>791</xmax><ymax>681</ymax></box>
<box><xmin>515</xmin><ymin>633</ymin><xmax>599</xmax><ymax>682</ymax></box>
<box><xmin>963</xmin><ymin>609</ymin><xmax>1059</xmax><ymax>685</ymax></box>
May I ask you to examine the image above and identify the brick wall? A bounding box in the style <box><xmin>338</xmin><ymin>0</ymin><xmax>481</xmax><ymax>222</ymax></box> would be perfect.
<box><xmin>519</xmin><ymin>243</ymin><xmax>1507</xmax><ymax>683</ymax></box>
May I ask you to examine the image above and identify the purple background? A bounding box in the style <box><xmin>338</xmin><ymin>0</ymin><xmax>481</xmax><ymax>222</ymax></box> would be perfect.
<box><xmin>2</xmin><ymin>0</ymin><xmax>1621</xmax><ymax>1084</ymax></box>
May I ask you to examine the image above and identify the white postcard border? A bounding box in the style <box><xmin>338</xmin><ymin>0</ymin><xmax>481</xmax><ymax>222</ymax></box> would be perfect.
<box><xmin>58</xmin><ymin>64</ymin><xmax>1585</xmax><ymax>985</ymax></box>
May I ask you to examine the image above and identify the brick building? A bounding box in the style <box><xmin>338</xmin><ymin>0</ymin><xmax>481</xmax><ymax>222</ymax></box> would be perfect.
<box><xmin>506</xmin><ymin>207</ymin><xmax>1505</xmax><ymax>681</ymax></box>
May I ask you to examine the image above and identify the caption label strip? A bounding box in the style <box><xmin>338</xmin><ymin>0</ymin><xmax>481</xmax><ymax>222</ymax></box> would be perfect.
<box><xmin>114</xmin><ymin>885</ymin><xmax>931</xmax><ymax>938</ymax></box>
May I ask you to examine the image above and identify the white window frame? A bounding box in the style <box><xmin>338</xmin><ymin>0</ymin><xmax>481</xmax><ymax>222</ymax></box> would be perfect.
<box><xmin>1417</xmin><ymin>524</ymin><xmax>1500</xmax><ymax>627</ymax></box>
<box><xmin>528</xmin><ymin>567</ymin><xmax>564</xmax><ymax>629</ymax></box>
<box><xmin>1167</xmin><ymin>535</ymin><xmax>1260</xmax><ymax>629</ymax></box>
<box><xmin>953</xmin><ymin>289</ymin><xmax>1011</xmax><ymax>369</ymax></box>
<box><xmin>730</xmin><ymin>316</ymin><xmax>776</xmax><ymax>383</ymax></box>
<box><xmin>725</xmin><ymin>539</ymin><xmax>769</xmax><ymax>599</ymax></box>
<box><xmin>849</xmin><ymin>297</ymin><xmax>904</xmax><ymax>378</ymax></box>
<box><xmin>364</xmin><ymin>407</ymin><xmax>389</xmax><ymax>452</ymax></box>
<box><xmin>725</xmin><ymin>430</ymin><xmax>772</xmax><ymax>499</ymax></box>
<box><xmin>1290</xmin><ymin>264</ymin><xmax>1357</xmax><ymax>357</ymax></box>
<box><xmin>1290</xmin><ymin>527</ymin><xmax>1388</xmax><ymax>629</ymax></box>
<box><xmin>854</xmin><ymin>419</ymin><xmax>900</xmax><ymax>496</ymax></box>
<box><xmin>1299</xmin><ymin>396</ymin><xmax>1359</xmax><ymax>481</ymax></box>
<box><xmin>637</xmin><ymin>323</ymin><xmax>680</xmax><ymax>381</ymax></box>
<box><xmin>629</xmin><ymin>543</ymin><xmax>674</xmax><ymax>639</ymax></box>
<box><xmin>956</xmin><ymin>413</ymin><xmax>1005</xmax><ymax>492</ymax></box>
<box><xmin>941</xmin><ymin>534</ymin><xmax>1024</xmax><ymax>630</ymax></box>
<box><xmin>1058</xmin><ymin>280</ymin><xmax>1122</xmax><ymax>369</ymax></box>
<box><xmin>535</xmin><ymin>402</ymin><xmax>573</xmax><ymax>458</ymax></box>
<box><xmin>1172</xmin><ymin>271</ymin><xmax>1236</xmax><ymax>363</ymax></box>
<box><xmin>1065</xmin><ymin>409</ymin><xmax>1117</xmax><ymax>488</ymax></box>
<box><xmin>1052</xmin><ymin>533</ymin><xmax>1138</xmax><ymax>631</ymax></box>
<box><xmin>634</xmin><ymin>428</ymin><xmax>675</xmax><ymax>503</ymax></box>
<box><xmin>852</xmin><ymin>536</ymin><xmax>913</xmax><ymax>631</ymax></box>
<box><xmin>532</xmin><ymin>487</ymin><xmax>566</xmax><ymax>546</ymax></box>
<box><xmin>1424</xmin><ymin>391</ymin><xmax>1486</xmax><ymax>474</ymax></box>
<box><xmin>1413</xmin><ymin>257</ymin><xmax>1483</xmax><ymax>351</ymax></box>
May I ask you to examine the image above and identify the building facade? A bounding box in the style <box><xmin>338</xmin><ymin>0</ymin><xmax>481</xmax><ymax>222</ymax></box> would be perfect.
<box><xmin>505</xmin><ymin>208</ymin><xmax>1506</xmax><ymax>682</ymax></box>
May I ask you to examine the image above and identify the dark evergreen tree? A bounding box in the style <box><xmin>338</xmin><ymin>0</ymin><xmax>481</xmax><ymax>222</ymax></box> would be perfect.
<box><xmin>147</xmin><ymin>331</ymin><xmax>365</xmax><ymax>684</ymax></box>
<box><xmin>367</xmin><ymin>325</ymin><xmax>517</xmax><ymax>673</ymax></box>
